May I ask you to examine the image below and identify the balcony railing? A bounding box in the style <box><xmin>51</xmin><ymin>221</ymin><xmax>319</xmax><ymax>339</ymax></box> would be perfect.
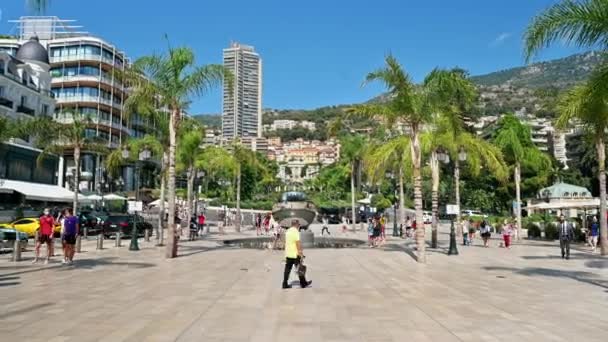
<box><xmin>0</xmin><ymin>73</ymin><xmax>54</xmax><ymax>98</ymax></box>
<box><xmin>16</xmin><ymin>105</ymin><xmax>35</xmax><ymax>116</ymax></box>
<box><xmin>52</xmin><ymin>75</ymin><xmax>124</xmax><ymax>92</ymax></box>
<box><xmin>0</xmin><ymin>97</ymin><xmax>13</xmax><ymax>109</ymax></box>
<box><xmin>50</xmin><ymin>54</ymin><xmax>123</xmax><ymax>68</ymax></box>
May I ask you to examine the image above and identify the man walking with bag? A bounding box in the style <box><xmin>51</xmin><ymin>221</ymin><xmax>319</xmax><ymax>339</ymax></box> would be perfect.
<box><xmin>558</xmin><ymin>214</ymin><xmax>574</xmax><ymax>260</ymax></box>
<box><xmin>282</xmin><ymin>220</ymin><xmax>312</xmax><ymax>289</ymax></box>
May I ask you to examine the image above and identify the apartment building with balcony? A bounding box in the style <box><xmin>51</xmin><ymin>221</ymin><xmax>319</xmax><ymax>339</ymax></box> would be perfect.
<box><xmin>1</xmin><ymin>16</ymin><xmax>155</xmax><ymax>192</ymax></box>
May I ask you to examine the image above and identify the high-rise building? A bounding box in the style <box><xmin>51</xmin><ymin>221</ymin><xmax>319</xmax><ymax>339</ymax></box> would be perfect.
<box><xmin>222</xmin><ymin>42</ymin><xmax>262</xmax><ymax>139</ymax></box>
<box><xmin>1</xmin><ymin>16</ymin><xmax>154</xmax><ymax>192</ymax></box>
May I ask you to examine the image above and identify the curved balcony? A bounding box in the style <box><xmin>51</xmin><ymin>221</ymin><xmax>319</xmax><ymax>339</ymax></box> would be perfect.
<box><xmin>54</xmin><ymin>114</ymin><xmax>133</xmax><ymax>136</ymax></box>
<box><xmin>55</xmin><ymin>94</ymin><xmax>123</xmax><ymax>113</ymax></box>
<box><xmin>52</xmin><ymin>75</ymin><xmax>125</xmax><ymax>95</ymax></box>
<box><xmin>50</xmin><ymin>54</ymin><xmax>123</xmax><ymax>69</ymax></box>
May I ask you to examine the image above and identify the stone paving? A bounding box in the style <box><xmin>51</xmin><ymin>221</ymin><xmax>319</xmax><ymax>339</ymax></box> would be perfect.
<box><xmin>0</xmin><ymin>223</ymin><xmax>607</xmax><ymax>342</ymax></box>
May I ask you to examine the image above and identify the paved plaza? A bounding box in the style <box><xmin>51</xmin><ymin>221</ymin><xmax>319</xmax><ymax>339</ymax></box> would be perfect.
<box><xmin>1</xmin><ymin>224</ymin><xmax>607</xmax><ymax>342</ymax></box>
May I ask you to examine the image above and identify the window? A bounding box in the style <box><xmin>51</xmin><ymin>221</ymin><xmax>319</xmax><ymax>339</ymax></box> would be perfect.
<box><xmin>51</xmin><ymin>47</ymin><xmax>62</xmax><ymax>57</ymax></box>
<box><xmin>20</xmin><ymin>96</ymin><xmax>27</xmax><ymax>107</ymax></box>
<box><xmin>0</xmin><ymin>60</ymin><xmax>4</xmax><ymax>74</ymax></box>
<box><xmin>22</xmin><ymin>71</ymin><xmax>28</xmax><ymax>85</ymax></box>
<box><xmin>41</xmin><ymin>104</ymin><xmax>49</xmax><ymax>116</ymax></box>
<box><xmin>0</xmin><ymin>86</ymin><xmax>4</xmax><ymax>97</ymax></box>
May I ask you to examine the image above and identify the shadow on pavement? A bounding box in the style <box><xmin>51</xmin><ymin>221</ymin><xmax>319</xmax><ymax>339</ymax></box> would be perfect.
<box><xmin>0</xmin><ymin>273</ymin><xmax>21</xmax><ymax>287</ymax></box>
<box><xmin>0</xmin><ymin>257</ymin><xmax>156</xmax><ymax>277</ymax></box>
<box><xmin>177</xmin><ymin>244</ymin><xmax>227</xmax><ymax>258</ymax></box>
<box><xmin>585</xmin><ymin>259</ymin><xmax>608</xmax><ymax>269</ymax></box>
<box><xmin>0</xmin><ymin>302</ymin><xmax>53</xmax><ymax>319</ymax></box>
<box><xmin>483</xmin><ymin>266</ymin><xmax>608</xmax><ymax>290</ymax></box>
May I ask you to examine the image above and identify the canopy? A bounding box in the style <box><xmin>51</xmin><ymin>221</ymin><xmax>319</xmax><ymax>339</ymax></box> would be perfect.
<box><xmin>0</xmin><ymin>179</ymin><xmax>75</xmax><ymax>202</ymax></box>
<box><xmin>525</xmin><ymin>198</ymin><xmax>600</xmax><ymax>210</ymax></box>
<box><xmin>86</xmin><ymin>194</ymin><xmax>103</xmax><ymax>200</ymax></box>
<box><xmin>148</xmin><ymin>199</ymin><xmax>169</xmax><ymax>207</ymax></box>
<box><xmin>104</xmin><ymin>193</ymin><xmax>127</xmax><ymax>200</ymax></box>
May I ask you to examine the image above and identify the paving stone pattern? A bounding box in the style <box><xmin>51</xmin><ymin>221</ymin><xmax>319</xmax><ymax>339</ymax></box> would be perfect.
<box><xmin>0</xmin><ymin>224</ymin><xmax>607</xmax><ymax>341</ymax></box>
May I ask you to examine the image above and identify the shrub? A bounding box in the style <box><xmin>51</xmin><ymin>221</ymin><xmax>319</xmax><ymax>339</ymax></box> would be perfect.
<box><xmin>544</xmin><ymin>223</ymin><xmax>559</xmax><ymax>240</ymax></box>
<box><xmin>526</xmin><ymin>223</ymin><xmax>541</xmax><ymax>238</ymax></box>
<box><xmin>574</xmin><ymin>227</ymin><xmax>587</xmax><ymax>243</ymax></box>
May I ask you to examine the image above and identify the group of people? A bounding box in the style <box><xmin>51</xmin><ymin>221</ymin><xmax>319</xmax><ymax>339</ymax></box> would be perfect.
<box><xmin>33</xmin><ymin>207</ymin><xmax>79</xmax><ymax>265</ymax></box>
<box><xmin>255</xmin><ymin>212</ymin><xmax>279</xmax><ymax>236</ymax></box>
<box><xmin>460</xmin><ymin>219</ymin><xmax>513</xmax><ymax>248</ymax></box>
<box><xmin>367</xmin><ymin>215</ymin><xmax>387</xmax><ymax>247</ymax></box>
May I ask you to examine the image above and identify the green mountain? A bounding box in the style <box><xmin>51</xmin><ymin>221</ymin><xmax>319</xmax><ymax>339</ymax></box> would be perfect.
<box><xmin>193</xmin><ymin>114</ymin><xmax>221</xmax><ymax>128</ymax></box>
<box><xmin>471</xmin><ymin>51</ymin><xmax>604</xmax><ymax>89</ymax></box>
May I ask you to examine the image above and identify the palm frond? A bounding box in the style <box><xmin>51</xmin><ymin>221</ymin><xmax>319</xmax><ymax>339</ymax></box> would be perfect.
<box><xmin>524</xmin><ymin>0</ymin><xmax>608</xmax><ymax>61</ymax></box>
<box><xmin>184</xmin><ymin>64</ymin><xmax>225</xmax><ymax>98</ymax></box>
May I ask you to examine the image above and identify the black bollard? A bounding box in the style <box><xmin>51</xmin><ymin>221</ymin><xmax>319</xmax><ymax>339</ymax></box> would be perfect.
<box><xmin>448</xmin><ymin>219</ymin><xmax>459</xmax><ymax>256</ymax></box>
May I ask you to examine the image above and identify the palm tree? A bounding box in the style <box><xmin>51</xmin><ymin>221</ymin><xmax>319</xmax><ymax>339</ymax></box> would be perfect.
<box><xmin>365</xmin><ymin>136</ymin><xmax>411</xmax><ymax>231</ymax></box>
<box><xmin>557</xmin><ymin>81</ymin><xmax>608</xmax><ymax>255</ymax></box>
<box><xmin>340</xmin><ymin>134</ymin><xmax>366</xmax><ymax>231</ymax></box>
<box><xmin>421</xmin><ymin>68</ymin><xmax>507</xmax><ymax>244</ymax></box>
<box><xmin>177</xmin><ymin>125</ymin><xmax>204</xmax><ymax>227</ymax></box>
<box><xmin>493</xmin><ymin>114</ymin><xmax>551</xmax><ymax>240</ymax></box>
<box><xmin>350</xmin><ymin>54</ymin><xmax>433</xmax><ymax>262</ymax></box>
<box><xmin>524</xmin><ymin>0</ymin><xmax>608</xmax><ymax>254</ymax></box>
<box><xmin>124</xmin><ymin>47</ymin><xmax>225</xmax><ymax>258</ymax></box>
<box><xmin>232</xmin><ymin>142</ymin><xmax>259</xmax><ymax>232</ymax></box>
<box><xmin>25</xmin><ymin>113</ymin><xmax>108</xmax><ymax>213</ymax></box>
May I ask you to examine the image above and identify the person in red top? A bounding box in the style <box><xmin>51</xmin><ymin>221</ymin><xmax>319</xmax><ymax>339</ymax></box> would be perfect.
<box><xmin>197</xmin><ymin>213</ymin><xmax>205</xmax><ymax>233</ymax></box>
<box><xmin>33</xmin><ymin>208</ymin><xmax>55</xmax><ymax>264</ymax></box>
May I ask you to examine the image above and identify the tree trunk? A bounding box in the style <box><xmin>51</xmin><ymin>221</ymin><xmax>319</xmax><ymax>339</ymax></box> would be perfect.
<box><xmin>73</xmin><ymin>146</ymin><xmax>80</xmax><ymax>214</ymax></box>
<box><xmin>165</xmin><ymin>109</ymin><xmax>179</xmax><ymax>258</ymax></box>
<box><xmin>186</xmin><ymin>165</ymin><xmax>194</xmax><ymax>227</ymax></box>
<box><xmin>515</xmin><ymin>162</ymin><xmax>522</xmax><ymax>241</ymax></box>
<box><xmin>411</xmin><ymin>128</ymin><xmax>425</xmax><ymax>263</ymax></box>
<box><xmin>351</xmin><ymin>161</ymin><xmax>357</xmax><ymax>231</ymax></box>
<box><xmin>398</xmin><ymin>164</ymin><xmax>405</xmax><ymax>228</ymax></box>
<box><xmin>235</xmin><ymin>165</ymin><xmax>241</xmax><ymax>232</ymax></box>
<box><xmin>157</xmin><ymin>165</ymin><xmax>166</xmax><ymax>246</ymax></box>
<box><xmin>596</xmin><ymin>139</ymin><xmax>608</xmax><ymax>255</ymax></box>
<box><xmin>431</xmin><ymin>150</ymin><xmax>439</xmax><ymax>248</ymax></box>
<box><xmin>455</xmin><ymin>159</ymin><xmax>462</xmax><ymax>238</ymax></box>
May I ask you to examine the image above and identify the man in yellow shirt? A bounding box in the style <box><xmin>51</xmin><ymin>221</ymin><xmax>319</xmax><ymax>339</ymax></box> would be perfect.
<box><xmin>282</xmin><ymin>220</ymin><xmax>312</xmax><ymax>289</ymax></box>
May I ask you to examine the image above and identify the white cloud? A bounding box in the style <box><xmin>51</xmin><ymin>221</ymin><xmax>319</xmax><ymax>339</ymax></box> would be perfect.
<box><xmin>490</xmin><ymin>33</ymin><xmax>512</xmax><ymax>47</ymax></box>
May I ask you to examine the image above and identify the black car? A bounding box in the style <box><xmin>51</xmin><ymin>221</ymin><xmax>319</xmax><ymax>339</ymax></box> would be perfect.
<box><xmin>78</xmin><ymin>211</ymin><xmax>108</xmax><ymax>235</ymax></box>
<box><xmin>102</xmin><ymin>214</ymin><xmax>152</xmax><ymax>238</ymax></box>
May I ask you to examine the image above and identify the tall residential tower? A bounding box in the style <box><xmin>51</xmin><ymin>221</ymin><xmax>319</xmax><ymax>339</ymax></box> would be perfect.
<box><xmin>222</xmin><ymin>42</ymin><xmax>262</xmax><ymax>139</ymax></box>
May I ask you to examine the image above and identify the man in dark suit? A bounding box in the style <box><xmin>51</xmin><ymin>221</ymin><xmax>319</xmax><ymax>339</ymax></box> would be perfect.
<box><xmin>557</xmin><ymin>215</ymin><xmax>574</xmax><ymax>259</ymax></box>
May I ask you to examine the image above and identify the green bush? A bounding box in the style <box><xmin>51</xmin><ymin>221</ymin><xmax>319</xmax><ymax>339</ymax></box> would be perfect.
<box><xmin>574</xmin><ymin>227</ymin><xmax>587</xmax><ymax>243</ymax></box>
<box><xmin>544</xmin><ymin>223</ymin><xmax>559</xmax><ymax>240</ymax></box>
<box><xmin>527</xmin><ymin>223</ymin><xmax>541</xmax><ymax>238</ymax></box>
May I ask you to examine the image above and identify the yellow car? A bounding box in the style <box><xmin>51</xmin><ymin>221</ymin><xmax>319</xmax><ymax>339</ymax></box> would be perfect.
<box><xmin>0</xmin><ymin>218</ymin><xmax>61</xmax><ymax>237</ymax></box>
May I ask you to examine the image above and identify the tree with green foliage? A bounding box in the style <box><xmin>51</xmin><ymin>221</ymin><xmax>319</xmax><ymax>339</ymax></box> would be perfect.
<box><xmin>493</xmin><ymin>114</ymin><xmax>551</xmax><ymax>240</ymax></box>
<box><xmin>350</xmin><ymin>54</ymin><xmax>433</xmax><ymax>263</ymax></box>
<box><xmin>24</xmin><ymin>113</ymin><xmax>108</xmax><ymax>214</ymax></box>
<box><xmin>124</xmin><ymin>46</ymin><xmax>225</xmax><ymax>258</ymax></box>
<box><xmin>177</xmin><ymin>124</ymin><xmax>205</xmax><ymax>226</ymax></box>
<box><xmin>557</xmin><ymin>79</ymin><xmax>608</xmax><ymax>255</ymax></box>
<box><xmin>340</xmin><ymin>134</ymin><xmax>367</xmax><ymax>231</ymax></box>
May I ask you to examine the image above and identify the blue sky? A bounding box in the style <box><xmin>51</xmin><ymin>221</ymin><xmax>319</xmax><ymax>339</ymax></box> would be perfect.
<box><xmin>0</xmin><ymin>0</ymin><xmax>582</xmax><ymax>114</ymax></box>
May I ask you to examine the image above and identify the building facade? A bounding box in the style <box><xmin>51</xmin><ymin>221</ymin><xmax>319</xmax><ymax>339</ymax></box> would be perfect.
<box><xmin>222</xmin><ymin>42</ymin><xmax>262</xmax><ymax>139</ymax></box>
<box><xmin>1</xmin><ymin>16</ymin><xmax>153</xmax><ymax>192</ymax></box>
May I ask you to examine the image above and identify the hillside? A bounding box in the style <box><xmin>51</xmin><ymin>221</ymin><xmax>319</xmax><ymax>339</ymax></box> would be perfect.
<box><xmin>471</xmin><ymin>51</ymin><xmax>603</xmax><ymax>89</ymax></box>
<box><xmin>193</xmin><ymin>114</ymin><xmax>221</xmax><ymax>128</ymax></box>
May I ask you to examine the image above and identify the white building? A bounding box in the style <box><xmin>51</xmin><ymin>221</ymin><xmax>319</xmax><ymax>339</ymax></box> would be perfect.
<box><xmin>222</xmin><ymin>42</ymin><xmax>262</xmax><ymax>139</ymax></box>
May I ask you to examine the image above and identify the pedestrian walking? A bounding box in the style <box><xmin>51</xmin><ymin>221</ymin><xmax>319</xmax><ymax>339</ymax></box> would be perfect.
<box><xmin>589</xmin><ymin>216</ymin><xmax>599</xmax><ymax>253</ymax></box>
<box><xmin>282</xmin><ymin>220</ymin><xmax>312</xmax><ymax>289</ymax></box>
<box><xmin>62</xmin><ymin>208</ymin><xmax>79</xmax><ymax>265</ymax></box>
<box><xmin>379</xmin><ymin>214</ymin><xmax>386</xmax><ymax>240</ymax></box>
<box><xmin>321</xmin><ymin>215</ymin><xmax>330</xmax><ymax>236</ymax></box>
<box><xmin>558</xmin><ymin>214</ymin><xmax>574</xmax><ymax>259</ymax></box>
<box><xmin>404</xmin><ymin>216</ymin><xmax>412</xmax><ymax>238</ymax></box>
<box><xmin>33</xmin><ymin>208</ymin><xmax>55</xmax><ymax>264</ymax></box>
<box><xmin>367</xmin><ymin>218</ymin><xmax>374</xmax><ymax>246</ymax></box>
<box><xmin>255</xmin><ymin>213</ymin><xmax>262</xmax><ymax>235</ymax></box>
<box><xmin>502</xmin><ymin>220</ymin><xmax>514</xmax><ymax>249</ymax></box>
<box><xmin>372</xmin><ymin>217</ymin><xmax>381</xmax><ymax>246</ymax></box>
<box><xmin>468</xmin><ymin>219</ymin><xmax>476</xmax><ymax>245</ymax></box>
<box><xmin>341</xmin><ymin>215</ymin><xmax>348</xmax><ymax>234</ymax></box>
<box><xmin>462</xmin><ymin>219</ymin><xmax>469</xmax><ymax>246</ymax></box>
<box><xmin>480</xmin><ymin>220</ymin><xmax>491</xmax><ymax>247</ymax></box>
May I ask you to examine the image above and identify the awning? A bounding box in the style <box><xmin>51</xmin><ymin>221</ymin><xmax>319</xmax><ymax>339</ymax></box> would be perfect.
<box><xmin>104</xmin><ymin>193</ymin><xmax>127</xmax><ymax>200</ymax></box>
<box><xmin>0</xmin><ymin>179</ymin><xmax>76</xmax><ymax>202</ymax></box>
<box><xmin>525</xmin><ymin>198</ymin><xmax>600</xmax><ymax>210</ymax></box>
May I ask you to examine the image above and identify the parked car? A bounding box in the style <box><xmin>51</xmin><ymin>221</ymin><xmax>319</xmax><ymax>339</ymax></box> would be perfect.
<box><xmin>102</xmin><ymin>214</ymin><xmax>152</xmax><ymax>238</ymax></box>
<box><xmin>0</xmin><ymin>228</ymin><xmax>28</xmax><ymax>251</ymax></box>
<box><xmin>78</xmin><ymin>211</ymin><xmax>108</xmax><ymax>235</ymax></box>
<box><xmin>0</xmin><ymin>218</ymin><xmax>60</xmax><ymax>237</ymax></box>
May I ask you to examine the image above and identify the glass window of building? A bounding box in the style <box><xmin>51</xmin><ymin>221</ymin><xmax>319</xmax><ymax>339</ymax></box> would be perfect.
<box><xmin>0</xmin><ymin>60</ymin><xmax>4</xmax><ymax>74</ymax></box>
<box><xmin>41</xmin><ymin>104</ymin><xmax>49</xmax><ymax>116</ymax></box>
<box><xmin>20</xmin><ymin>96</ymin><xmax>27</xmax><ymax>107</ymax></box>
<box><xmin>0</xmin><ymin>86</ymin><xmax>5</xmax><ymax>98</ymax></box>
